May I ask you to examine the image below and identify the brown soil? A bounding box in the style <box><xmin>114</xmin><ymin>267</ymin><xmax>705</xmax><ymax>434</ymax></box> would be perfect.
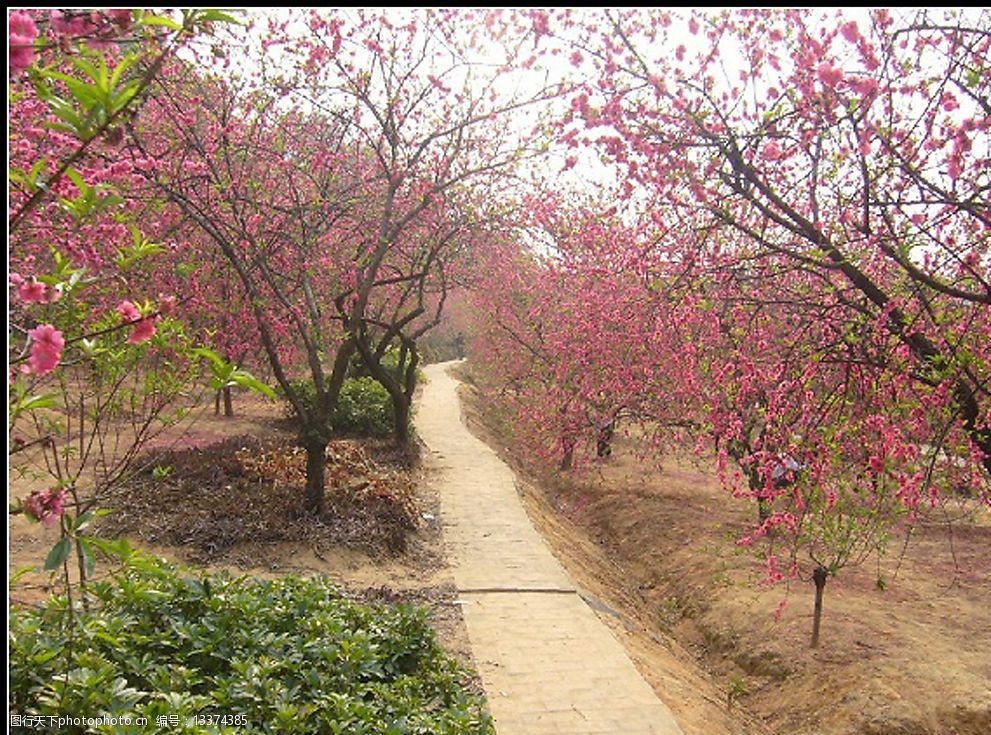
<box><xmin>454</xmin><ymin>364</ymin><xmax>991</xmax><ymax>735</ymax></box>
<box><xmin>96</xmin><ymin>435</ymin><xmax>423</xmax><ymax>559</ymax></box>
<box><xmin>7</xmin><ymin>391</ymin><xmax>477</xmax><ymax>678</ymax></box>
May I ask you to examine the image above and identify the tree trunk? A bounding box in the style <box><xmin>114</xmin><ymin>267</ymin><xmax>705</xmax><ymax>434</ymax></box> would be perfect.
<box><xmin>303</xmin><ymin>437</ymin><xmax>327</xmax><ymax>516</ymax></box>
<box><xmin>352</xmin><ymin>334</ymin><xmax>418</xmax><ymax>448</ymax></box>
<box><xmin>395</xmin><ymin>342</ymin><xmax>420</xmax><ymax>448</ymax></box>
<box><xmin>299</xmin><ymin>341</ymin><xmax>354</xmax><ymax>516</ymax></box>
<box><xmin>811</xmin><ymin>566</ymin><xmax>829</xmax><ymax>648</ymax></box>
<box><xmin>392</xmin><ymin>392</ymin><xmax>411</xmax><ymax>448</ymax></box>
<box><xmin>748</xmin><ymin>467</ymin><xmax>772</xmax><ymax>525</ymax></box>
<box><xmin>560</xmin><ymin>441</ymin><xmax>575</xmax><ymax>471</ymax></box>
<box><xmin>596</xmin><ymin>419</ymin><xmax>615</xmax><ymax>458</ymax></box>
<box><xmin>214</xmin><ymin>387</ymin><xmax>235</xmax><ymax>416</ymax></box>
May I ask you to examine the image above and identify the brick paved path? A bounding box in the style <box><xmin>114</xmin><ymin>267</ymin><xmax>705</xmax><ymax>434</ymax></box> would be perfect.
<box><xmin>417</xmin><ymin>362</ymin><xmax>684</xmax><ymax>735</ymax></box>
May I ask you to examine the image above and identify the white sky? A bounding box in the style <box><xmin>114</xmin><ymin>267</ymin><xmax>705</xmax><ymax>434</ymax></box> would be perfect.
<box><xmin>188</xmin><ymin>7</ymin><xmax>988</xmax><ymax>230</ymax></box>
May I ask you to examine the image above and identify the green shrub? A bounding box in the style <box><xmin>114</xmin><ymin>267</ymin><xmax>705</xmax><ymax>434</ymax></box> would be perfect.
<box><xmin>333</xmin><ymin>377</ymin><xmax>395</xmax><ymax>437</ymax></box>
<box><xmin>282</xmin><ymin>377</ymin><xmax>319</xmax><ymax>420</ymax></box>
<box><xmin>281</xmin><ymin>377</ymin><xmax>395</xmax><ymax>437</ymax></box>
<box><xmin>9</xmin><ymin>561</ymin><xmax>493</xmax><ymax>734</ymax></box>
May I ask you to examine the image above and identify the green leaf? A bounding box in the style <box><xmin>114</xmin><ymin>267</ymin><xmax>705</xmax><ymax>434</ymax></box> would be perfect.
<box><xmin>115</xmin><ymin>226</ymin><xmax>166</xmax><ymax>268</ymax></box>
<box><xmin>47</xmin><ymin>121</ymin><xmax>83</xmax><ymax>137</ymax></box>
<box><xmin>44</xmin><ymin>537</ymin><xmax>72</xmax><ymax>571</ymax></box>
<box><xmin>9</xmin><ymin>566</ymin><xmax>36</xmax><ymax>586</ymax></box>
<box><xmin>111</xmin><ymin>79</ymin><xmax>141</xmax><ymax>113</ymax></box>
<box><xmin>140</xmin><ymin>14</ymin><xmax>184</xmax><ymax>31</ymax></box>
<box><xmin>69</xmin><ymin>55</ymin><xmax>103</xmax><ymax>88</ymax></box>
<box><xmin>80</xmin><ymin>338</ymin><xmax>101</xmax><ymax>357</ymax></box>
<box><xmin>65</xmin><ymin>166</ymin><xmax>90</xmax><ymax>193</ymax></box>
<box><xmin>28</xmin><ymin>157</ymin><xmax>49</xmax><ymax>189</ymax></box>
<box><xmin>109</xmin><ymin>53</ymin><xmax>139</xmax><ymax>90</ymax></box>
<box><xmin>232</xmin><ymin>372</ymin><xmax>277</xmax><ymax>400</ymax></box>
<box><xmin>20</xmin><ymin>393</ymin><xmax>58</xmax><ymax>412</ymax></box>
<box><xmin>88</xmin><ymin>536</ymin><xmax>134</xmax><ymax>563</ymax></box>
<box><xmin>31</xmin><ymin>648</ymin><xmax>59</xmax><ymax>666</ymax></box>
<box><xmin>10</xmin><ymin>392</ymin><xmax>59</xmax><ymax>424</ymax></box>
<box><xmin>191</xmin><ymin>347</ymin><xmax>226</xmax><ymax>371</ymax></box>
<box><xmin>74</xmin><ymin>509</ymin><xmax>111</xmax><ymax>533</ymax></box>
<box><xmin>41</xmin><ymin>70</ymin><xmax>103</xmax><ymax>107</ymax></box>
<box><xmin>196</xmin><ymin>10</ymin><xmax>242</xmax><ymax>25</ymax></box>
<box><xmin>78</xmin><ymin>538</ymin><xmax>97</xmax><ymax>577</ymax></box>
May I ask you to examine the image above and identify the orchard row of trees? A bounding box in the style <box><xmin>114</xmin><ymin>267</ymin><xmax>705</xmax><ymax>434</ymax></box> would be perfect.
<box><xmin>8</xmin><ymin>9</ymin><xmax>549</xmax><ymax>594</ymax></box>
<box><xmin>130</xmin><ymin>9</ymin><xmax>552</xmax><ymax>510</ymax></box>
<box><xmin>463</xmin><ymin>8</ymin><xmax>989</xmax><ymax>645</ymax></box>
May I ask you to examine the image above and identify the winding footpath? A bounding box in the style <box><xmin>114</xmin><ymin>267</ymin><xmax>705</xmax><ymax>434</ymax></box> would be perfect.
<box><xmin>417</xmin><ymin>362</ymin><xmax>684</xmax><ymax>735</ymax></box>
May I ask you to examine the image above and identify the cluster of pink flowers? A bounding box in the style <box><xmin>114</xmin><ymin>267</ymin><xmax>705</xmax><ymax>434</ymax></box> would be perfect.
<box><xmin>49</xmin><ymin>9</ymin><xmax>131</xmax><ymax>41</ymax></box>
<box><xmin>763</xmin><ymin>140</ymin><xmax>784</xmax><ymax>161</ymax></box>
<box><xmin>23</xmin><ymin>487</ymin><xmax>68</xmax><ymax>526</ymax></box>
<box><xmin>117</xmin><ymin>299</ymin><xmax>142</xmax><ymax>322</ymax></box>
<box><xmin>49</xmin><ymin>9</ymin><xmax>96</xmax><ymax>36</ymax></box>
<box><xmin>10</xmin><ymin>273</ymin><xmax>61</xmax><ymax>304</ymax></box>
<box><xmin>27</xmin><ymin>324</ymin><xmax>65</xmax><ymax>376</ymax></box>
<box><xmin>840</xmin><ymin>21</ymin><xmax>861</xmax><ymax>44</ymax></box>
<box><xmin>817</xmin><ymin>62</ymin><xmax>844</xmax><ymax>88</ymax></box>
<box><xmin>765</xmin><ymin>554</ymin><xmax>787</xmax><ymax>585</ymax></box>
<box><xmin>9</xmin><ymin>11</ymin><xmax>39</xmax><ymax>75</ymax></box>
<box><xmin>129</xmin><ymin>318</ymin><xmax>157</xmax><ymax>344</ymax></box>
<box><xmin>12</xmin><ymin>287</ymin><xmax>178</xmax><ymax>379</ymax></box>
<box><xmin>118</xmin><ymin>300</ymin><xmax>158</xmax><ymax>344</ymax></box>
<box><xmin>106</xmin><ymin>9</ymin><xmax>133</xmax><ymax>30</ymax></box>
<box><xmin>10</xmin><ymin>10</ymin><xmax>135</xmax><ymax>78</ymax></box>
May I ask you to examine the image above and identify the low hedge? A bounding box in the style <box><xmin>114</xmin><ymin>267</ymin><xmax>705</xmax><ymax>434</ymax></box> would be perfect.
<box><xmin>9</xmin><ymin>560</ymin><xmax>493</xmax><ymax>734</ymax></box>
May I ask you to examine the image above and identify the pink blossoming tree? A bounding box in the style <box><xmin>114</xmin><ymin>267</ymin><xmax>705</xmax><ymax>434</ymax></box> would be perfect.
<box><xmin>466</xmin><ymin>8</ymin><xmax>989</xmax><ymax>646</ymax></box>
<box><xmin>132</xmin><ymin>8</ymin><xmax>559</xmax><ymax>513</ymax></box>
<box><xmin>8</xmin><ymin>9</ymin><xmax>239</xmax><ymax>602</ymax></box>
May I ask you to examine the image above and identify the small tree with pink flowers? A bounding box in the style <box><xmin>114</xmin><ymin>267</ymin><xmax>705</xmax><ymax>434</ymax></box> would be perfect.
<box><xmin>8</xmin><ymin>9</ymin><xmax>241</xmax><ymax>605</ymax></box>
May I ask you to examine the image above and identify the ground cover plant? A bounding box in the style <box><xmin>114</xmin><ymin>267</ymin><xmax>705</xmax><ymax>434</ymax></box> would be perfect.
<box><xmin>9</xmin><ymin>558</ymin><xmax>493</xmax><ymax>735</ymax></box>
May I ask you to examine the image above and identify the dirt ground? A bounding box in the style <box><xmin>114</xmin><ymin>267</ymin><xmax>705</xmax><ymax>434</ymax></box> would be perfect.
<box><xmin>7</xmin><ymin>391</ymin><xmax>479</xmax><ymax>682</ymax></box>
<box><xmin>455</xmin><ymin>366</ymin><xmax>991</xmax><ymax>735</ymax></box>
